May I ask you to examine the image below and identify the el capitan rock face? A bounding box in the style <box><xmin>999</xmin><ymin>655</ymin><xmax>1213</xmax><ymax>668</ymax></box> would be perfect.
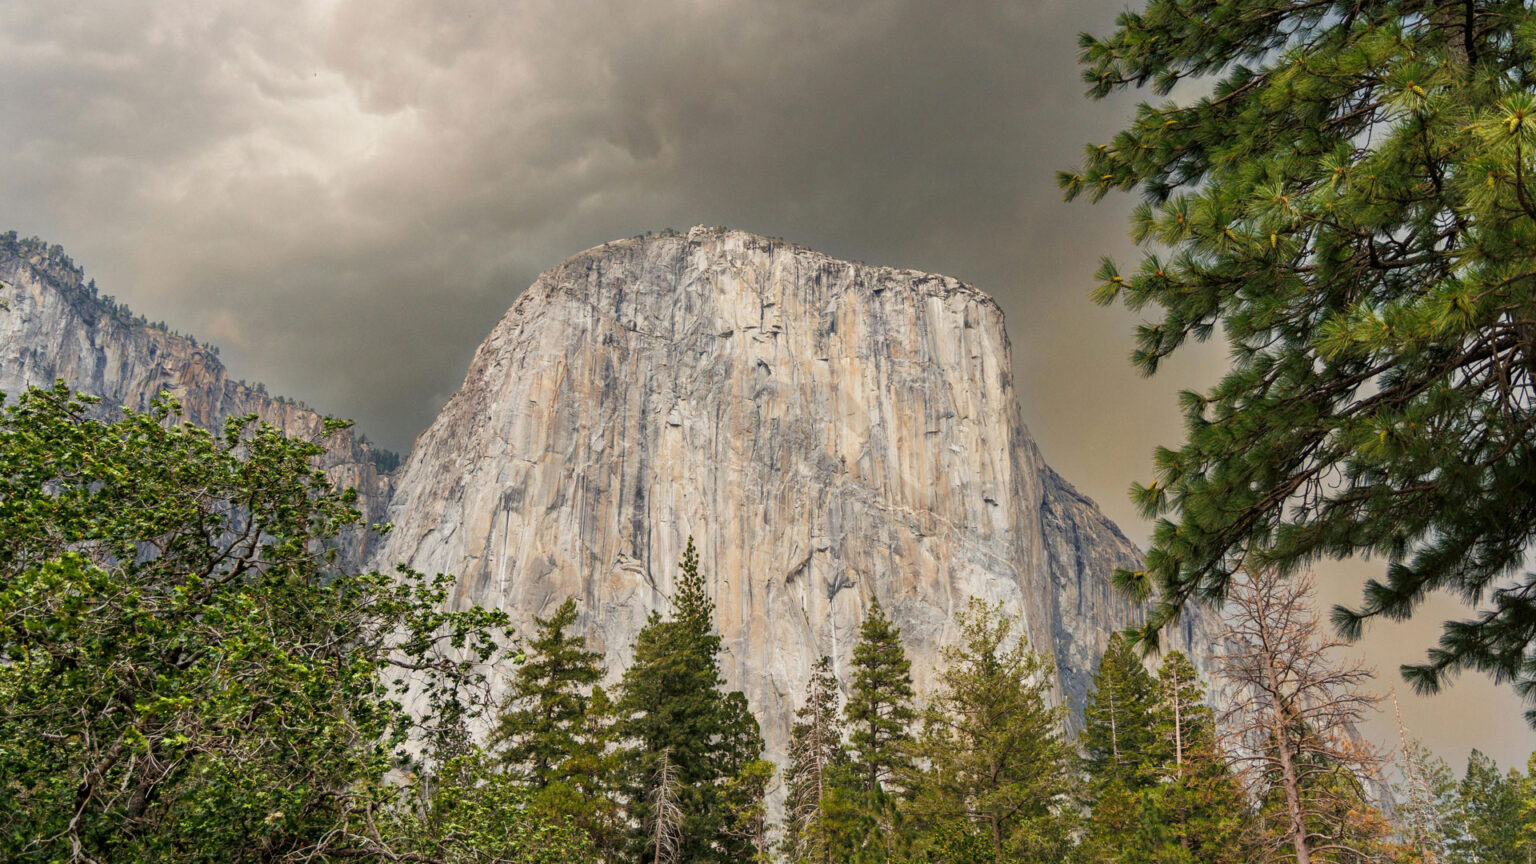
<box><xmin>0</xmin><ymin>228</ymin><xmax>1212</xmax><ymax>765</ymax></box>
<box><xmin>377</xmin><ymin>226</ymin><xmax>1213</xmax><ymax>761</ymax></box>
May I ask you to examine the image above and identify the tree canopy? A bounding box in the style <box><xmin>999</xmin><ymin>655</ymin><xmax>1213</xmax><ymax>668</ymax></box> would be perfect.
<box><xmin>0</xmin><ymin>384</ymin><xmax>557</xmax><ymax>863</ymax></box>
<box><xmin>616</xmin><ymin>537</ymin><xmax>764</xmax><ymax>864</ymax></box>
<box><xmin>1063</xmin><ymin>0</ymin><xmax>1536</xmax><ymax>718</ymax></box>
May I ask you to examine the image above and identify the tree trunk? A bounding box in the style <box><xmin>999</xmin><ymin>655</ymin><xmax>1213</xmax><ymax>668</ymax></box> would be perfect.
<box><xmin>1268</xmin><ymin>692</ymin><xmax>1310</xmax><ymax>864</ymax></box>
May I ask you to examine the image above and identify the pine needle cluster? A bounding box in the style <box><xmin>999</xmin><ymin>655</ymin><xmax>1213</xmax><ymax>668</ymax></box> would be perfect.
<box><xmin>1064</xmin><ymin>0</ymin><xmax>1536</xmax><ymax>716</ymax></box>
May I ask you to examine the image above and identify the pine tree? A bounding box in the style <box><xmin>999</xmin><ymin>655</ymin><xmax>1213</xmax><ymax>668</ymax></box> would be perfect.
<box><xmin>846</xmin><ymin>598</ymin><xmax>916</xmax><ymax>794</ymax></box>
<box><xmin>784</xmin><ymin>656</ymin><xmax>847</xmax><ymax>863</ymax></box>
<box><xmin>492</xmin><ymin>597</ymin><xmax>605</xmax><ymax>787</ymax></box>
<box><xmin>1146</xmin><ymin>651</ymin><xmax>1247</xmax><ymax>864</ymax></box>
<box><xmin>554</xmin><ymin>685</ymin><xmax>625</xmax><ymax>861</ymax></box>
<box><xmin>721</xmin><ymin>759</ymin><xmax>777</xmax><ymax>864</ymax></box>
<box><xmin>1081</xmin><ymin>631</ymin><xmax>1161</xmax><ymax>792</ymax></box>
<box><xmin>902</xmin><ymin>599</ymin><xmax>1077</xmax><ymax>864</ymax></box>
<box><xmin>1445</xmin><ymin>750</ymin><xmax>1529</xmax><ymax>864</ymax></box>
<box><xmin>617</xmin><ymin>537</ymin><xmax>764</xmax><ymax>864</ymax></box>
<box><xmin>1078</xmin><ymin>632</ymin><xmax>1162</xmax><ymax>864</ymax></box>
<box><xmin>1081</xmin><ymin>648</ymin><xmax>1248</xmax><ymax>864</ymax></box>
<box><xmin>1063</xmin><ymin>0</ymin><xmax>1536</xmax><ymax>717</ymax></box>
<box><xmin>1155</xmin><ymin>650</ymin><xmax>1213</xmax><ymax>773</ymax></box>
<box><xmin>488</xmin><ymin>597</ymin><xmax>622</xmax><ymax>856</ymax></box>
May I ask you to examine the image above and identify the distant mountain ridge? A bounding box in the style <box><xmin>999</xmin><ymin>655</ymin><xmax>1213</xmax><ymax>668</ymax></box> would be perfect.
<box><xmin>0</xmin><ymin>232</ymin><xmax>397</xmax><ymax>568</ymax></box>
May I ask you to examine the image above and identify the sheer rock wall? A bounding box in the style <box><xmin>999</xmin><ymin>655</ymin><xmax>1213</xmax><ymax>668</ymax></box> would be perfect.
<box><xmin>377</xmin><ymin>227</ymin><xmax>1214</xmax><ymax>762</ymax></box>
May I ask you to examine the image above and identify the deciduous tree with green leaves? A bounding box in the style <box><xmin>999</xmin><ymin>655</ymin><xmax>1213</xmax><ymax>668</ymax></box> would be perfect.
<box><xmin>1063</xmin><ymin>0</ymin><xmax>1536</xmax><ymax>715</ymax></box>
<box><xmin>0</xmin><ymin>384</ymin><xmax>539</xmax><ymax>863</ymax></box>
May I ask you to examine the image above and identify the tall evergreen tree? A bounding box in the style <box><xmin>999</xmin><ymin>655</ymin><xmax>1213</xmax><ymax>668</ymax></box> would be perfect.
<box><xmin>846</xmin><ymin>598</ymin><xmax>916</xmax><ymax>794</ymax></box>
<box><xmin>1445</xmin><ymin>750</ymin><xmax>1530</xmax><ymax>864</ymax></box>
<box><xmin>1078</xmin><ymin>632</ymin><xmax>1162</xmax><ymax>864</ymax></box>
<box><xmin>784</xmin><ymin>656</ymin><xmax>848</xmax><ymax>864</ymax></box>
<box><xmin>1146</xmin><ymin>651</ymin><xmax>1247</xmax><ymax>864</ymax></box>
<box><xmin>1081</xmin><ymin>631</ymin><xmax>1161</xmax><ymax>793</ymax></box>
<box><xmin>490</xmin><ymin>597</ymin><xmax>622</xmax><ymax>857</ymax></box>
<box><xmin>1155</xmin><ymin>650</ymin><xmax>1214</xmax><ymax>772</ymax></box>
<box><xmin>1063</xmin><ymin>0</ymin><xmax>1536</xmax><ymax>717</ymax></box>
<box><xmin>492</xmin><ymin>597</ymin><xmax>605</xmax><ymax>787</ymax></box>
<box><xmin>721</xmin><ymin>758</ymin><xmax>777</xmax><ymax>864</ymax></box>
<box><xmin>1081</xmin><ymin>648</ymin><xmax>1248</xmax><ymax>864</ymax></box>
<box><xmin>556</xmin><ymin>685</ymin><xmax>625</xmax><ymax>861</ymax></box>
<box><xmin>902</xmin><ymin>599</ymin><xmax>1076</xmax><ymax>864</ymax></box>
<box><xmin>617</xmin><ymin>537</ymin><xmax>764</xmax><ymax>864</ymax></box>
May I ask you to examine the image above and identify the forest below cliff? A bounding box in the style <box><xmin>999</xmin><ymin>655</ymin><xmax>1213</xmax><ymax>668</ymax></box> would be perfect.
<box><xmin>0</xmin><ymin>384</ymin><xmax>1527</xmax><ymax>864</ymax></box>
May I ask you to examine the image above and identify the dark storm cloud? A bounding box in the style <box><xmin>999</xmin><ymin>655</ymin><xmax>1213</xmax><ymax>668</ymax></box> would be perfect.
<box><xmin>2</xmin><ymin>0</ymin><xmax>1137</xmax><ymax>450</ymax></box>
<box><xmin>1</xmin><ymin>0</ymin><xmax>1530</xmax><ymax>766</ymax></box>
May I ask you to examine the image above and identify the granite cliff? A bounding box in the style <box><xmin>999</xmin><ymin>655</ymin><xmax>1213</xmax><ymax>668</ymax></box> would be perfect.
<box><xmin>0</xmin><ymin>228</ymin><xmax>1213</xmax><ymax>765</ymax></box>
<box><xmin>0</xmin><ymin>234</ymin><xmax>397</xmax><ymax>568</ymax></box>
<box><xmin>377</xmin><ymin>227</ymin><xmax>1213</xmax><ymax>763</ymax></box>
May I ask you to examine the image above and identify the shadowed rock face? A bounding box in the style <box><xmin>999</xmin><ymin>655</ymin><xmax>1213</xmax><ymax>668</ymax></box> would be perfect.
<box><xmin>0</xmin><ymin>238</ymin><xmax>396</xmax><ymax>569</ymax></box>
<box><xmin>378</xmin><ymin>226</ymin><xmax>1214</xmax><ymax>763</ymax></box>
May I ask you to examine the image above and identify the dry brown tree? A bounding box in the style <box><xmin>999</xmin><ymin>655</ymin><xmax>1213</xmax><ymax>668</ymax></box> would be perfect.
<box><xmin>648</xmin><ymin>749</ymin><xmax>684</xmax><ymax>864</ymax></box>
<box><xmin>1216</xmin><ymin>567</ymin><xmax>1387</xmax><ymax>864</ymax></box>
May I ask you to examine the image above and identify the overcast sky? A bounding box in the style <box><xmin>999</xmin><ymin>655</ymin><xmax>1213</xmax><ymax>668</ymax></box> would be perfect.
<box><xmin>2</xmin><ymin>0</ymin><xmax>1531</xmax><ymax>770</ymax></box>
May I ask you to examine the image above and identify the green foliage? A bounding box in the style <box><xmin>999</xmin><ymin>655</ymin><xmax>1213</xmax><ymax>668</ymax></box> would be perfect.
<box><xmin>826</xmin><ymin>600</ymin><xmax>921</xmax><ymax>863</ymax></box>
<box><xmin>1065</xmin><ymin>0</ymin><xmax>1536</xmax><ymax>713</ymax></box>
<box><xmin>846</xmin><ymin>598</ymin><xmax>917</xmax><ymax>794</ymax></box>
<box><xmin>371</xmin><ymin>446</ymin><xmax>403</xmax><ymax>473</ymax></box>
<box><xmin>617</xmin><ymin>537</ymin><xmax>765</xmax><ymax>864</ymax></box>
<box><xmin>0</xmin><ymin>383</ymin><xmax>526</xmax><ymax>862</ymax></box>
<box><xmin>722</xmin><ymin>758</ymin><xmax>777</xmax><ymax>864</ymax></box>
<box><xmin>1445</xmin><ymin>750</ymin><xmax>1531</xmax><ymax>864</ymax></box>
<box><xmin>1140</xmin><ymin>652</ymin><xmax>1247</xmax><ymax>864</ymax></box>
<box><xmin>784</xmin><ymin>656</ymin><xmax>848</xmax><ymax>863</ymax></box>
<box><xmin>493</xmin><ymin>598</ymin><xmax>605</xmax><ymax>787</ymax></box>
<box><xmin>1081</xmin><ymin>649</ymin><xmax>1247</xmax><ymax>864</ymax></box>
<box><xmin>491</xmin><ymin>597</ymin><xmax>622</xmax><ymax>857</ymax></box>
<box><xmin>901</xmin><ymin>599</ymin><xmax>1077</xmax><ymax>864</ymax></box>
<box><xmin>1081</xmin><ymin>632</ymin><xmax>1162</xmax><ymax>793</ymax></box>
<box><xmin>382</xmin><ymin>751</ymin><xmax>597</xmax><ymax>864</ymax></box>
<box><xmin>1152</xmin><ymin>650</ymin><xmax>1213</xmax><ymax>769</ymax></box>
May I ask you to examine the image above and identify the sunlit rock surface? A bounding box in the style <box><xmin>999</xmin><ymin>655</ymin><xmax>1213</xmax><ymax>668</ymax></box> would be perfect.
<box><xmin>377</xmin><ymin>227</ymin><xmax>1214</xmax><ymax>762</ymax></box>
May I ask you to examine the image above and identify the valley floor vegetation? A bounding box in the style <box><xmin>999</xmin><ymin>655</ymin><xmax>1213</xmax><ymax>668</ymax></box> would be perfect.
<box><xmin>1</xmin><ymin>384</ymin><xmax>1532</xmax><ymax>864</ymax></box>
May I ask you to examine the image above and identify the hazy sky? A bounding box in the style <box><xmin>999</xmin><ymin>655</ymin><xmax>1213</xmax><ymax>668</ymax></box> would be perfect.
<box><xmin>2</xmin><ymin>0</ymin><xmax>1531</xmax><ymax>770</ymax></box>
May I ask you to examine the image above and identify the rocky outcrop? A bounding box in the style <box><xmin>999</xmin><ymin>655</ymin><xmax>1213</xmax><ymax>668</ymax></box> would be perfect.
<box><xmin>0</xmin><ymin>234</ymin><xmax>396</xmax><ymax>568</ymax></box>
<box><xmin>377</xmin><ymin>226</ymin><xmax>1214</xmax><ymax>762</ymax></box>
